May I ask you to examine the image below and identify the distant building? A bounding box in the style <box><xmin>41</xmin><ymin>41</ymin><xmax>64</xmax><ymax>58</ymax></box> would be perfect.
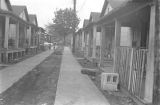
<box><xmin>0</xmin><ymin>0</ymin><xmax>41</xmax><ymax>64</ymax></box>
<box><xmin>75</xmin><ymin>0</ymin><xmax>159</xmax><ymax>104</ymax></box>
<box><xmin>85</xmin><ymin>12</ymin><xmax>101</xmax><ymax>63</ymax></box>
<box><xmin>98</xmin><ymin>0</ymin><xmax>157</xmax><ymax>104</ymax></box>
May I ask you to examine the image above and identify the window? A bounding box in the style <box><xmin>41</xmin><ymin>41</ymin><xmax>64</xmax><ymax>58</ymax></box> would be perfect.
<box><xmin>113</xmin><ymin>76</ymin><xmax>117</xmax><ymax>83</ymax></box>
<box><xmin>107</xmin><ymin>75</ymin><xmax>111</xmax><ymax>82</ymax></box>
<box><xmin>0</xmin><ymin>0</ymin><xmax>1</xmax><ymax>9</ymax></box>
<box><xmin>96</xmin><ymin>27</ymin><xmax>101</xmax><ymax>32</ymax></box>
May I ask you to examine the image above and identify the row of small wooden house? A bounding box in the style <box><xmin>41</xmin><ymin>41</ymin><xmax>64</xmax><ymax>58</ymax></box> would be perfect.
<box><xmin>0</xmin><ymin>0</ymin><xmax>44</xmax><ymax>64</ymax></box>
<box><xmin>74</xmin><ymin>0</ymin><xmax>159</xmax><ymax>104</ymax></box>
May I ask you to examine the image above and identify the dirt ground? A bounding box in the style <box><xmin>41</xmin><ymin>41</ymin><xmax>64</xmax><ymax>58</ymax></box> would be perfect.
<box><xmin>0</xmin><ymin>46</ymin><xmax>63</xmax><ymax>105</ymax></box>
<box><xmin>73</xmin><ymin>50</ymin><xmax>84</xmax><ymax>58</ymax></box>
<box><xmin>76</xmin><ymin>58</ymin><xmax>138</xmax><ymax>105</ymax></box>
<box><xmin>77</xmin><ymin>58</ymin><xmax>98</xmax><ymax>69</ymax></box>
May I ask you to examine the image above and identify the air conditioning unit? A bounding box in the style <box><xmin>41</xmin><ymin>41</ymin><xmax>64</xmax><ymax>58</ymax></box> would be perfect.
<box><xmin>101</xmin><ymin>72</ymin><xmax>119</xmax><ymax>91</ymax></box>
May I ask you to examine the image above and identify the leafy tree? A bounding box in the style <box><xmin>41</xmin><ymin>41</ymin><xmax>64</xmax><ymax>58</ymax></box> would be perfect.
<box><xmin>45</xmin><ymin>23</ymin><xmax>62</xmax><ymax>42</ymax></box>
<box><xmin>46</xmin><ymin>8</ymin><xmax>80</xmax><ymax>45</ymax></box>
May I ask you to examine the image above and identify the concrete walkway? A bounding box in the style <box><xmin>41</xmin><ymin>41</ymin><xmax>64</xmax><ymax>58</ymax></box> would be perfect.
<box><xmin>0</xmin><ymin>50</ymin><xmax>54</xmax><ymax>94</ymax></box>
<box><xmin>54</xmin><ymin>47</ymin><xmax>110</xmax><ymax>105</ymax></box>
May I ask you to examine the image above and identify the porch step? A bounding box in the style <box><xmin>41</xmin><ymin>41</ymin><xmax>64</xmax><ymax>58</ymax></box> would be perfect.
<box><xmin>0</xmin><ymin>64</ymin><xmax>9</xmax><ymax>67</ymax></box>
<box><xmin>81</xmin><ymin>68</ymin><xmax>99</xmax><ymax>76</ymax></box>
<box><xmin>100</xmin><ymin>66</ymin><xmax>114</xmax><ymax>73</ymax></box>
<box><xmin>103</xmin><ymin>60</ymin><xmax>113</xmax><ymax>66</ymax></box>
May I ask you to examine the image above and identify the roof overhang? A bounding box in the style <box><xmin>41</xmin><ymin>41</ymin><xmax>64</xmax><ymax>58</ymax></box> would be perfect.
<box><xmin>0</xmin><ymin>9</ymin><xmax>29</xmax><ymax>25</ymax></box>
<box><xmin>6</xmin><ymin>0</ymin><xmax>12</xmax><ymax>11</ymax></box>
<box><xmin>97</xmin><ymin>1</ymin><xmax>152</xmax><ymax>25</ymax></box>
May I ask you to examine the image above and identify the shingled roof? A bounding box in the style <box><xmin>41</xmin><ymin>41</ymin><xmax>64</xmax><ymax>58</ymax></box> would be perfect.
<box><xmin>97</xmin><ymin>1</ymin><xmax>152</xmax><ymax>24</ymax></box>
<box><xmin>100</xmin><ymin>0</ymin><xmax>129</xmax><ymax>17</ymax></box>
<box><xmin>83</xmin><ymin>19</ymin><xmax>89</xmax><ymax>28</ymax></box>
<box><xmin>89</xmin><ymin>12</ymin><xmax>100</xmax><ymax>22</ymax></box>
<box><xmin>12</xmin><ymin>5</ymin><xmax>25</xmax><ymax>15</ymax></box>
<box><xmin>29</xmin><ymin>14</ymin><xmax>38</xmax><ymax>26</ymax></box>
<box><xmin>12</xmin><ymin>5</ymin><xmax>29</xmax><ymax>22</ymax></box>
<box><xmin>83</xmin><ymin>12</ymin><xmax>100</xmax><ymax>28</ymax></box>
<box><xmin>6</xmin><ymin>0</ymin><xmax>12</xmax><ymax>11</ymax></box>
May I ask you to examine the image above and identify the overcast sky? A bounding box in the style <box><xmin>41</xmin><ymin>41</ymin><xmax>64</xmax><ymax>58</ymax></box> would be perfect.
<box><xmin>10</xmin><ymin>0</ymin><xmax>104</xmax><ymax>28</ymax></box>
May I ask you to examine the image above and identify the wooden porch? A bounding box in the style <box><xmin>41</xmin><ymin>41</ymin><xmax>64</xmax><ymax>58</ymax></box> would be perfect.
<box><xmin>98</xmin><ymin>1</ymin><xmax>155</xmax><ymax>104</ymax></box>
<box><xmin>114</xmin><ymin>4</ymin><xmax>151</xmax><ymax>102</ymax></box>
<box><xmin>0</xmin><ymin>13</ymin><xmax>29</xmax><ymax>64</ymax></box>
<box><xmin>26</xmin><ymin>26</ymin><xmax>39</xmax><ymax>55</ymax></box>
<box><xmin>100</xmin><ymin>22</ymin><xmax>115</xmax><ymax>68</ymax></box>
<box><xmin>83</xmin><ymin>30</ymin><xmax>90</xmax><ymax>58</ymax></box>
<box><xmin>0</xmin><ymin>48</ymin><xmax>26</xmax><ymax>63</ymax></box>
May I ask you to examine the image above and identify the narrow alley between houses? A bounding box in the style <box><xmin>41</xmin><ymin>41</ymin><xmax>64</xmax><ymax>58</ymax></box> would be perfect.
<box><xmin>0</xmin><ymin>46</ymin><xmax>139</xmax><ymax>105</ymax></box>
<box><xmin>0</xmin><ymin>0</ymin><xmax>160</xmax><ymax>105</ymax></box>
<box><xmin>0</xmin><ymin>46</ymin><xmax>62</xmax><ymax>105</ymax></box>
<box><xmin>54</xmin><ymin>47</ymin><xmax>109</xmax><ymax>105</ymax></box>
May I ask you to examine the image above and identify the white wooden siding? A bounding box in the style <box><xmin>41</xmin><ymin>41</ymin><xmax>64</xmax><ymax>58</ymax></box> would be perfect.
<box><xmin>1</xmin><ymin>0</ymin><xmax>9</xmax><ymax>11</ymax></box>
<box><xmin>120</xmin><ymin>27</ymin><xmax>132</xmax><ymax>47</ymax></box>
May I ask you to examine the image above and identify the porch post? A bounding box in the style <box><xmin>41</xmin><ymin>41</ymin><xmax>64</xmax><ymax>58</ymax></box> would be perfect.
<box><xmin>88</xmin><ymin>30</ymin><xmax>91</xmax><ymax>57</ymax></box>
<box><xmin>0</xmin><ymin>52</ymin><xmax>2</xmax><ymax>64</ymax></box>
<box><xmin>81</xmin><ymin>31</ymin><xmax>84</xmax><ymax>51</ymax></box>
<box><xmin>78</xmin><ymin>33</ymin><xmax>81</xmax><ymax>51</ymax></box>
<box><xmin>37</xmin><ymin>31</ymin><xmax>40</xmax><ymax>49</ymax></box>
<box><xmin>92</xmin><ymin>26</ymin><xmax>97</xmax><ymax>58</ymax></box>
<box><xmin>84</xmin><ymin>32</ymin><xmax>87</xmax><ymax>57</ymax></box>
<box><xmin>75</xmin><ymin>34</ymin><xmax>77</xmax><ymax>49</ymax></box>
<box><xmin>28</xmin><ymin>26</ymin><xmax>31</xmax><ymax>47</ymax></box>
<box><xmin>33</xmin><ymin>28</ymin><xmax>35</xmax><ymax>46</ymax></box>
<box><xmin>100</xmin><ymin>25</ymin><xmax>105</xmax><ymax>66</ymax></box>
<box><xmin>24</xmin><ymin>25</ymin><xmax>27</xmax><ymax>48</ymax></box>
<box><xmin>144</xmin><ymin>4</ymin><xmax>155</xmax><ymax>103</ymax></box>
<box><xmin>16</xmin><ymin>22</ymin><xmax>19</xmax><ymax>48</ymax></box>
<box><xmin>78</xmin><ymin>34</ymin><xmax>80</xmax><ymax>49</ymax></box>
<box><xmin>80</xmin><ymin>32</ymin><xmax>82</xmax><ymax>51</ymax></box>
<box><xmin>31</xmin><ymin>27</ymin><xmax>33</xmax><ymax>46</ymax></box>
<box><xmin>113</xmin><ymin>19</ymin><xmax>121</xmax><ymax>72</ymax></box>
<box><xmin>87</xmin><ymin>33</ymin><xmax>90</xmax><ymax>57</ymax></box>
<box><xmin>31</xmin><ymin>28</ymin><xmax>33</xmax><ymax>46</ymax></box>
<box><xmin>36</xmin><ymin>30</ymin><xmax>37</xmax><ymax>46</ymax></box>
<box><xmin>4</xmin><ymin>16</ymin><xmax>10</xmax><ymax>49</ymax></box>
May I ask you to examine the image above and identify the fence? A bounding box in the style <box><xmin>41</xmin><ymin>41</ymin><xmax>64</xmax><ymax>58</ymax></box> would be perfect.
<box><xmin>100</xmin><ymin>47</ymin><xmax>113</xmax><ymax>67</ymax></box>
<box><xmin>116</xmin><ymin>46</ymin><xmax>147</xmax><ymax>99</ymax></box>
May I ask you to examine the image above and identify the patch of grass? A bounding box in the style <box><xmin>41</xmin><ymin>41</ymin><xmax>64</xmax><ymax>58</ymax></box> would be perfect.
<box><xmin>0</xmin><ymin>46</ymin><xmax>64</xmax><ymax>105</ymax></box>
<box><xmin>73</xmin><ymin>50</ymin><xmax>84</xmax><ymax>58</ymax></box>
<box><xmin>76</xmin><ymin>54</ymin><xmax>138</xmax><ymax>105</ymax></box>
<box><xmin>77</xmin><ymin>58</ymin><xmax>98</xmax><ymax>69</ymax></box>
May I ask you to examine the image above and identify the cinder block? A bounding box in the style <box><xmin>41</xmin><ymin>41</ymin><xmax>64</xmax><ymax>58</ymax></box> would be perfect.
<box><xmin>101</xmin><ymin>72</ymin><xmax>119</xmax><ymax>91</ymax></box>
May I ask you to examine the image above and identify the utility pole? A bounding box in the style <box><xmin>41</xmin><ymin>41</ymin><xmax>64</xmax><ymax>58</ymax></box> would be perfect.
<box><xmin>153</xmin><ymin>0</ymin><xmax>160</xmax><ymax>104</ymax></box>
<box><xmin>72</xmin><ymin>0</ymin><xmax>76</xmax><ymax>53</ymax></box>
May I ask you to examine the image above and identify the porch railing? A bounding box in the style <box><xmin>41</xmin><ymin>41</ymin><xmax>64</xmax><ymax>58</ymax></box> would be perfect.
<box><xmin>0</xmin><ymin>39</ymin><xmax>4</xmax><ymax>48</ymax></box>
<box><xmin>96</xmin><ymin>46</ymin><xmax>100</xmax><ymax>62</ymax></box>
<box><xmin>116</xmin><ymin>46</ymin><xmax>147</xmax><ymax>99</ymax></box>
<box><xmin>84</xmin><ymin>45</ymin><xmax>88</xmax><ymax>57</ymax></box>
<box><xmin>100</xmin><ymin>47</ymin><xmax>113</xmax><ymax>67</ymax></box>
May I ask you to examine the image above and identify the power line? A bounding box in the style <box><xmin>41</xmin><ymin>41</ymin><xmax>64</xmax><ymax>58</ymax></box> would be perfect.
<box><xmin>72</xmin><ymin>0</ymin><xmax>76</xmax><ymax>52</ymax></box>
<box><xmin>77</xmin><ymin>0</ymin><xmax>87</xmax><ymax>13</ymax></box>
<box><xmin>64</xmin><ymin>0</ymin><xmax>73</xmax><ymax>8</ymax></box>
